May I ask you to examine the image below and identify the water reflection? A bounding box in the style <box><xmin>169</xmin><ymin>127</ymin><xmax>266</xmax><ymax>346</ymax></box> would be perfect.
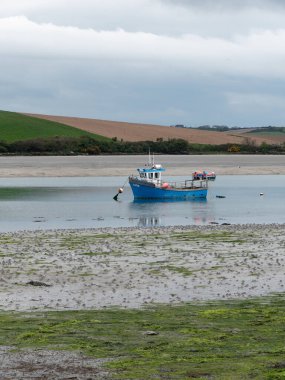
<box><xmin>138</xmin><ymin>216</ymin><xmax>161</xmax><ymax>227</ymax></box>
<box><xmin>129</xmin><ymin>196</ymin><xmax>214</xmax><ymax>227</ymax></box>
<box><xmin>0</xmin><ymin>175</ymin><xmax>283</xmax><ymax>232</ymax></box>
<box><xmin>133</xmin><ymin>198</ymin><xmax>208</xmax><ymax>204</ymax></box>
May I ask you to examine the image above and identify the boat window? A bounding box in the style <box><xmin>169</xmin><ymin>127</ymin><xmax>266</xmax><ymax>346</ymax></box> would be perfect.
<box><xmin>155</xmin><ymin>172</ymin><xmax>159</xmax><ymax>179</ymax></box>
<box><xmin>149</xmin><ymin>173</ymin><xmax>153</xmax><ymax>179</ymax></box>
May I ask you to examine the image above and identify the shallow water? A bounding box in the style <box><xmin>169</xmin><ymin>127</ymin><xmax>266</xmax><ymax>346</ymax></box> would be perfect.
<box><xmin>0</xmin><ymin>175</ymin><xmax>284</xmax><ymax>232</ymax></box>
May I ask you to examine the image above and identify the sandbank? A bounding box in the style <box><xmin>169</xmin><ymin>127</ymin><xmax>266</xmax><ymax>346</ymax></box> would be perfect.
<box><xmin>0</xmin><ymin>154</ymin><xmax>284</xmax><ymax>177</ymax></box>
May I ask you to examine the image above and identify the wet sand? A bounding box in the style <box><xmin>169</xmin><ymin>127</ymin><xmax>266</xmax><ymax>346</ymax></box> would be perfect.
<box><xmin>1</xmin><ymin>155</ymin><xmax>284</xmax><ymax>378</ymax></box>
<box><xmin>0</xmin><ymin>155</ymin><xmax>284</xmax><ymax>310</ymax></box>
<box><xmin>0</xmin><ymin>348</ymin><xmax>110</xmax><ymax>379</ymax></box>
<box><xmin>1</xmin><ymin>223</ymin><xmax>284</xmax><ymax>312</ymax></box>
<box><xmin>0</xmin><ymin>154</ymin><xmax>284</xmax><ymax>176</ymax></box>
<box><xmin>0</xmin><ymin>153</ymin><xmax>283</xmax><ymax>313</ymax></box>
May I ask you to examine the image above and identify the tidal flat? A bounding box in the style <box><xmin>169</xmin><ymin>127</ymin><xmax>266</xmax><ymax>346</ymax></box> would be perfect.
<box><xmin>1</xmin><ymin>223</ymin><xmax>285</xmax><ymax>379</ymax></box>
<box><xmin>0</xmin><ymin>224</ymin><xmax>285</xmax><ymax>311</ymax></box>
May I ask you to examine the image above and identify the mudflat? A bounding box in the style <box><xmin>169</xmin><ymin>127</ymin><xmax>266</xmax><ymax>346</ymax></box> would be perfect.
<box><xmin>1</xmin><ymin>223</ymin><xmax>284</xmax><ymax>312</ymax></box>
<box><xmin>0</xmin><ymin>154</ymin><xmax>284</xmax><ymax>177</ymax></box>
<box><xmin>1</xmin><ymin>155</ymin><xmax>285</xmax><ymax>379</ymax></box>
<box><xmin>1</xmin><ymin>224</ymin><xmax>285</xmax><ymax>378</ymax></box>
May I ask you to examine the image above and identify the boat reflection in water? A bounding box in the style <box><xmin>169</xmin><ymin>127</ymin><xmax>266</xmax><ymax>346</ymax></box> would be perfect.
<box><xmin>132</xmin><ymin>197</ymin><xmax>207</xmax><ymax>204</ymax></box>
<box><xmin>136</xmin><ymin>214</ymin><xmax>215</xmax><ymax>227</ymax></box>
<box><xmin>138</xmin><ymin>216</ymin><xmax>161</xmax><ymax>227</ymax></box>
<box><xmin>130</xmin><ymin>197</ymin><xmax>214</xmax><ymax>227</ymax></box>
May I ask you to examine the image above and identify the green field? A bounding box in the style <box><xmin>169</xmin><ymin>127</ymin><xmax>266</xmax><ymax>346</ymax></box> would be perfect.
<box><xmin>247</xmin><ymin>128</ymin><xmax>285</xmax><ymax>137</ymax></box>
<box><xmin>0</xmin><ymin>111</ymin><xmax>108</xmax><ymax>142</ymax></box>
<box><xmin>2</xmin><ymin>296</ymin><xmax>285</xmax><ymax>379</ymax></box>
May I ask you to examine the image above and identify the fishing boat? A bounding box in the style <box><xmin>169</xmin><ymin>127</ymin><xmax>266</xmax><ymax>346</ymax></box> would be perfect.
<box><xmin>192</xmin><ymin>170</ymin><xmax>216</xmax><ymax>181</ymax></box>
<box><xmin>129</xmin><ymin>156</ymin><xmax>208</xmax><ymax>200</ymax></box>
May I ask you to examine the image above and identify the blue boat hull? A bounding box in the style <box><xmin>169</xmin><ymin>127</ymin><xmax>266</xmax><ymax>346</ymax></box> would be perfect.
<box><xmin>129</xmin><ymin>181</ymin><xmax>207</xmax><ymax>200</ymax></box>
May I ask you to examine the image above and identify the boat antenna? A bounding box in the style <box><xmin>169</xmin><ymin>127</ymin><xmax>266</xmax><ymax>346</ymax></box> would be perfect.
<box><xmin>148</xmin><ymin>148</ymin><xmax>151</xmax><ymax>166</ymax></box>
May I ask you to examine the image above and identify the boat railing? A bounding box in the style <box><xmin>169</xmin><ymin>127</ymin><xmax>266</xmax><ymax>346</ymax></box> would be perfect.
<box><xmin>129</xmin><ymin>175</ymin><xmax>208</xmax><ymax>189</ymax></box>
<box><xmin>163</xmin><ymin>179</ymin><xmax>208</xmax><ymax>189</ymax></box>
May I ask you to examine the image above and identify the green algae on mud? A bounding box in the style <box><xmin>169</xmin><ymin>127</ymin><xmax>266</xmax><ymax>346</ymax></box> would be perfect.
<box><xmin>1</xmin><ymin>224</ymin><xmax>285</xmax><ymax>310</ymax></box>
<box><xmin>170</xmin><ymin>230</ymin><xmax>248</xmax><ymax>244</ymax></box>
<box><xmin>1</xmin><ymin>295</ymin><xmax>285</xmax><ymax>379</ymax></box>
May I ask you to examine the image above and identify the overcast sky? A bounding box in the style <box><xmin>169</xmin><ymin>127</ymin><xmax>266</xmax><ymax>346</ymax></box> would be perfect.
<box><xmin>1</xmin><ymin>0</ymin><xmax>285</xmax><ymax>126</ymax></box>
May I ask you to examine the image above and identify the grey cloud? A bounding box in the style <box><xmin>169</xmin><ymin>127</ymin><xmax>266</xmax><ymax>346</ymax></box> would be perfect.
<box><xmin>160</xmin><ymin>0</ymin><xmax>285</xmax><ymax>10</ymax></box>
<box><xmin>2</xmin><ymin>48</ymin><xmax>285</xmax><ymax>127</ymax></box>
<box><xmin>2</xmin><ymin>1</ymin><xmax>285</xmax><ymax>39</ymax></box>
<box><xmin>1</xmin><ymin>0</ymin><xmax>285</xmax><ymax>126</ymax></box>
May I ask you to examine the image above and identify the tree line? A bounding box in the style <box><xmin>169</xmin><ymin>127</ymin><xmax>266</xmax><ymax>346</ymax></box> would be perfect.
<box><xmin>0</xmin><ymin>135</ymin><xmax>284</xmax><ymax>155</ymax></box>
<box><xmin>197</xmin><ymin>125</ymin><xmax>285</xmax><ymax>133</ymax></box>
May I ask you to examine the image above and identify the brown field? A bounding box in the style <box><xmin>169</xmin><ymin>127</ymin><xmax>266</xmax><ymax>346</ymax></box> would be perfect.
<box><xmin>25</xmin><ymin>113</ymin><xmax>284</xmax><ymax>145</ymax></box>
<box><xmin>225</xmin><ymin>128</ymin><xmax>285</xmax><ymax>145</ymax></box>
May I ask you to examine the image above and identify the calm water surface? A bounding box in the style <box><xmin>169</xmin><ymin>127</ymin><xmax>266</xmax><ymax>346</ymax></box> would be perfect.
<box><xmin>0</xmin><ymin>175</ymin><xmax>284</xmax><ymax>232</ymax></box>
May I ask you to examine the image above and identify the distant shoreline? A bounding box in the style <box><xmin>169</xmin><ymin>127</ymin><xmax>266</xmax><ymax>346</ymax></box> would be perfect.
<box><xmin>0</xmin><ymin>154</ymin><xmax>284</xmax><ymax>177</ymax></box>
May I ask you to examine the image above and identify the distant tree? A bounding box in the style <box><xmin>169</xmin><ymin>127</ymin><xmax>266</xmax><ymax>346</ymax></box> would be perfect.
<box><xmin>243</xmin><ymin>137</ymin><xmax>256</xmax><ymax>147</ymax></box>
<box><xmin>85</xmin><ymin>146</ymin><xmax>101</xmax><ymax>155</ymax></box>
<box><xmin>260</xmin><ymin>142</ymin><xmax>270</xmax><ymax>153</ymax></box>
<box><xmin>197</xmin><ymin>125</ymin><xmax>211</xmax><ymax>130</ymax></box>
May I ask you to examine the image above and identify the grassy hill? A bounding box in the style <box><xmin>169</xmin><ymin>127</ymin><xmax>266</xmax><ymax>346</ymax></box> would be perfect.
<box><xmin>247</xmin><ymin>127</ymin><xmax>285</xmax><ymax>137</ymax></box>
<box><xmin>0</xmin><ymin>111</ymin><xmax>109</xmax><ymax>142</ymax></box>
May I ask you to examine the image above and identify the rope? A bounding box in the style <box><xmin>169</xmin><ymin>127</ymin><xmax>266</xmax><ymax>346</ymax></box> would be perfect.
<box><xmin>121</xmin><ymin>177</ymin><xmax>129</xmax><ymax>189</ymax></box>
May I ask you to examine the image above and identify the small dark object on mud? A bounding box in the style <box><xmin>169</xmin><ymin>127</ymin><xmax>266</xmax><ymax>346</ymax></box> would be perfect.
<box><xmin>269</xmin><ymin>361</ymin><xmax>285</xmax><ymax>369</ymax></box>
<box><xmin>221</xmin><ymin>223</ymin><xmax>231</xmax><ymax>225</ymax></box>
<box><xmin>27</xmin><ymin>280</ymin><xmax>51</xmax><ymax>287</ymax></box>
<box><xmin>216</xmin><ymin>195</ymin><xmax>226</xmax><ymax>198</ymax></box>
<box><xmin>186</xmin><ymin>372</ymin><xmax>212</xmax><ymax>378</ymax></box>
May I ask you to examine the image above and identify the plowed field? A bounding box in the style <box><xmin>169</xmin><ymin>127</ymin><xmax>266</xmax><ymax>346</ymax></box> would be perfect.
<box><xmin>26</xmin><ymin>113</ymin><xmax>284</xmax><ymax>145</ymax></box>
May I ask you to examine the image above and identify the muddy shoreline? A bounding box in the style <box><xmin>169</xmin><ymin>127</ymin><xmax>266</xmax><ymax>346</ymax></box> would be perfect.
<box><xmin>1</xmin><ymin>223</ymin><xmax>285</xmax><ymax>378</ymax></box>
<box><xmin>0</xmin><ymin>223</ymin><xmax>284</xmax><ymax>312</ymax></box>
<box><xmin>1</xmin><ymin>155</ymin><xmax>284</xmax><ymax>378</ymax></box>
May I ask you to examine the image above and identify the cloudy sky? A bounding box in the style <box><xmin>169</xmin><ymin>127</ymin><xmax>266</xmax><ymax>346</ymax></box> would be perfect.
<box><xmin>1</xmin><ymin>0</ymin><xmax>285</xmax><ymax>126</ymax></box>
